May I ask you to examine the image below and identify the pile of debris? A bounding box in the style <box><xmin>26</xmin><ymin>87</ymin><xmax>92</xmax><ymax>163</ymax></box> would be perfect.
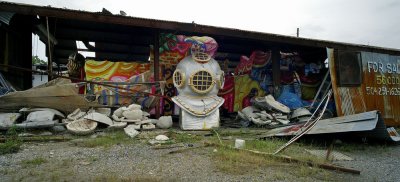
<box><xmin>0</xmin><ymin>104</ymin><xmax>173</xmax><ymax>138</ymax></box>
<box><xmin>238</xmin><ymin>95</ymin><xmax>312</xmax><ymax>127</ymax></box>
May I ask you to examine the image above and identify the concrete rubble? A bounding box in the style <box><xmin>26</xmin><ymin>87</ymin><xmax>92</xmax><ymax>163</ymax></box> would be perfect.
<box><xmin>238</xmin><ymin>95</ymin><xmax>312</xmax><ymax>128</ymax></box>
<box><xmin>0</xmin><ymin>101</ymin><xmax>172</xmax><ymax>138</ymax></box>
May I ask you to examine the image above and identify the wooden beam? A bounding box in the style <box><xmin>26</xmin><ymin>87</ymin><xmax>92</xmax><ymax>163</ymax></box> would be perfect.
<box><xmin>55</xmin><ymin>28</ymin><xmax>152</xmax><ymax>45</ymax></box>
<box><xmin>153</xmin><ymin>30</ymin><xmax>160</xmax><ymax>118</ymax></box>
<box><xmin>55</xmin><ymin>40</ymin><xmax>150</xmax><ymax>55</ymax></box>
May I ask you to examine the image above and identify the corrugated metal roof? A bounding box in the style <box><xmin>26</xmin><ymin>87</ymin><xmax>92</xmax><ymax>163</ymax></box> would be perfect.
<box><xmin>0</xmin><ymin>11</ymin><xmax>14</xmax><ymax>25</ymax></box>
<box><xmin>0</xmin><ymin>1</ymin><xmax>399</xmax><ymax>55</ymax></box>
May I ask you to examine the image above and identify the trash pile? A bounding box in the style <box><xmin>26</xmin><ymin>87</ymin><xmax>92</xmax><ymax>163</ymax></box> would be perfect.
<box><xmin>0</xmin><ymin>104</ymin><xmax>173</xmax><ymax>138</ymax></box>
<box><xmin>238</xmin><ymin>95</ymin><xmax>312</xmax><ymax>127</ymax></box>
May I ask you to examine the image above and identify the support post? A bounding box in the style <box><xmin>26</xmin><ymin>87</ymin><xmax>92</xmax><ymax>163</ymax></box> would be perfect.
<box><xmin>153</xmin><ymin>30</ymin><xmax>160</xmax><ymax>118</ymax></box>
<box><xmin>46</xmin><ymin>17</ymin><xmax>53</xmax><ymax>80</ymax></box>
<box><xmin>272</xmin><ymin>48</ymin><xmax>281</xmax><ymax>97</ymax></box>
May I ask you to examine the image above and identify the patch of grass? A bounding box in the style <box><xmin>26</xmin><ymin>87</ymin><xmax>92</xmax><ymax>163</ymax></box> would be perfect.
<box><xmin>334</xmin><ymin>142</ymin><xmax>388</xmax><ymax>153</ymax></box>
<box><xmin>21</xmin><ymin>157</ymin><xmax>48</xmax><ymax>167</ymax></box>
<box><xmin>212</xmin><ymin>138</ymin><xmax>330</xmax><ymax>176</ymax></box>
<box><xmin>168</xmin><ymin>132</ymin><xmax>202</xmax><ymax>144</ymax></box>
<box><xmin>75</xmin><ymin>131</ymin><xmax>134</xmax><ymax>148</ymax></box>
<box><xmin>212</xmin><ymin>146</ymin><xmax>279</xmax><ymax>175</ymax></box>
<box><xmin>290</xmin><ymin>164</ymin><xmax>332</xmax><ymax>181</ymax></box>
<box><xmin>0</xmin><ymin>168</ymin><xmax>16</xmax><ymax>175</ymax></box>
<box><xmin>93</xmin><ymin>173</ymin><xmax>163</xmax><ymax>182</ymax></box>
<box><xmin>89</xmin><ymin>156</ymin><xmax>98</xmax><ymax>162</ymax></box>
<box><xmin>0</xmin><ymin>126</ymin><xmax>22</xmax><ymax>155</ymax></box>
<box><xmin>272</xmin><ymin>171</ymin><xmax>288</xmax><ymax>181</ymax></box>
<box><xmin>245</xmin><ymin>138</ymin><xmax>287</xmax><ymax>153</ymax></box>
<box><xmin>59</xmin><ymin>158</ymin><xmax>74</xmax><ymax>167</ymax></box>
<box><xmin>214</xmin><ymin>128</ymin><xmax>266</xmax><ymax>138</ymax></box>
<box><xmin>0</xmin><ymin>140</ymin><xmax>21</xmax><ymax>155</ymax></box>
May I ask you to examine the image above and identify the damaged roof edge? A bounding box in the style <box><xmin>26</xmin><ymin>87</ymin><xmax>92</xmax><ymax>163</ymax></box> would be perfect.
<box><xmin>1</xmin><ymin>1</ymin><xmax>400</xmax><ymax>55</ymax></box>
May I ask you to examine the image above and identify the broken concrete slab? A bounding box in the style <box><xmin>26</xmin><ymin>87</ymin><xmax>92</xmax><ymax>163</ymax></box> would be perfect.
<box><xmin>0</xmin><ymin>113</ymin><xmax>21</xmax><ymax>129</ymax></box>
<box><xmin>108</xmin><ymin>122</ymin><xmax>127</xmax><ymax>129</ymax></box>
<box><xmin>26</xmin><ymin>110</ymin><xmax>55</xmax><ymax>122</ymax></box>
<box><xmin>95</xmin><ymin>108</ymin><xmax>111</xmax><ymax>117</ymax></box>
<box><xmin>142</xmin><ymin>123</ymin><xmax>156</xmax><ymax>130</ymax></box>
<box><xmin>155</xmin><ymin>135</ymin><xmax>169</xmax><ymax>141</ymax></box>
<box><xmin>137</xmin><ymin>119</ymin><xmax>152</xmax><ymax>125</ymax></box>
<box><xmin>84</xmin><ymin>112</ymin><xmax>113</xmax><ymax>126</ymax></box>
<box><xmin>19</xmin><ymin>107</ymin><xmax>65</xmax><ymax>119</ymax></box>
<box><xmin>156</xmin><ymin>116</ymin><xmax>173</xmax><ymax>129</ymax></box>
<box><xmin>66</xmin><ymin>119</ymin><xmax>97</xmax><ymax>135</ymax></box>
<box><xmin>128</xmin><ymin>124</ymin><xmax>141</xmax><ymax>130</ymax></box>
<box><xmin>113</xmin><ymin>107</ymin><xmax>124</xmax><ymax>117</ymax></box>
<box><xmin>67</xmin><ymin>108</ymin><xmax>86</xmax><ymax>121</ymax></box>
<box><xmin>124</xmin><ymin>104</ymin><xmax>141</xmax><ymax>111</ymax></box>
<box><xmin>124</xmin><ymin>125</ymin><xmax>140</xmax><ymax>138</ymax></box>
<box><xmin>122</xmin><ymin>110</ymin><xmax>142</xmax><ymax>120</ymax></box>
<box><xmin>120</xmin><ymin>118</ymin><xmax>141</xmax><ymax>123</ymax></box>
<box><xmin>111</xmin><ymin>114</ymin><xmax>121</xmax><ymax>122</ymax></box>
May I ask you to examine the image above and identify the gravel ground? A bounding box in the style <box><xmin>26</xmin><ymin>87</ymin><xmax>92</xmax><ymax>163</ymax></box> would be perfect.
<box><xmin>0</xmin><ymin>132</ymin><xmax>399</xmax><ymax>181</ymax></box>
<box><xmin>333</xmin><ymin>143</ymin><xmax>400</xmax><ymax>182</ymax></box>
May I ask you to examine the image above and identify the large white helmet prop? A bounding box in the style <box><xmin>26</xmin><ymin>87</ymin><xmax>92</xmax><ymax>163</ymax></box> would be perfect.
<box><xmin>171</xmin><ymin>37</ymin><xmax>225</xmax><ymax>129</ymax></box>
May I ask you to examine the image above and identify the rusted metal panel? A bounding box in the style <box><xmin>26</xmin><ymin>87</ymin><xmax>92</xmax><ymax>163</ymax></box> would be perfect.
<box><xmin>328</xmin><ymin>48</ymin><xmax>400</xmax><ymax>126</ymax></box>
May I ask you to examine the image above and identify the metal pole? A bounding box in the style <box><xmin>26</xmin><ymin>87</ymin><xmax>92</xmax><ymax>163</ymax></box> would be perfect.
<box><xmin>296</xmin><ymin>28</ymin><xmax>299</xmax><ymax>37</ymax></box>
<box><xmin>46</xmin><ymin>16</ymin><xmax>53</xmax><ymax>80</ymax></box>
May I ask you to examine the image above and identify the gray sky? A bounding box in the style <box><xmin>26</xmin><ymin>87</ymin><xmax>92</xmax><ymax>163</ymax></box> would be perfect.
<box><xmin>4</xmin><ymin>0</ymin><xmax>400</xmax><ymax>60</ymax></box>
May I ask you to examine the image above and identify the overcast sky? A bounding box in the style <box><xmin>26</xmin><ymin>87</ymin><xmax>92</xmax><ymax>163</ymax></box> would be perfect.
<box><xmin>4</xmin><ymin>0</ymin><xmax>400</xmax><ymax>60</ymax></box>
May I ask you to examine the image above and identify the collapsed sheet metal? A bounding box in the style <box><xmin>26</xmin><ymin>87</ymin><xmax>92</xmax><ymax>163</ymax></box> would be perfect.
<box><xmin>262</xmin><ymin>111</ymin><xmax>400</xmax><ymax>142</ymax></box>
<box><xmin>0</xmin><ymin>78</ymin><xmax>101</xmax><ymax>113</ymax></box>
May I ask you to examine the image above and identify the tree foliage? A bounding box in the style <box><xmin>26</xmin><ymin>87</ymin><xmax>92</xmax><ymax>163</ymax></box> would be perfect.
<box><xmin>32</xmin><ymin>56</ymin><xmax>46</xmax><ymax>65</ymax></box>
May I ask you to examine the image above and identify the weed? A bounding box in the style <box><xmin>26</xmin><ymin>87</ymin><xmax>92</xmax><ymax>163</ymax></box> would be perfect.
<box><xmin>168</xmin><ymin>132</ymin><xmax>202</xmax><ymax>144</ymax></box>
<box><xmin>89</xmin><ymin>156</ymin><xmax>98</xmax><ymax>162</ymax></box>
<box><xmin>60</xmin><ymin>158</ymin><xmax>73</xmax><ymax>166</ymax></box>
<box><xmin>272</xmin><ymin>171</ymin><xmax>287</xmax><ymax>181</ymax></box>
<box><xmin>0</xmin><ymin>168</ymin><xmax>15</xmax><ymax>175</ymax></box>
<box><xmin>93</xmin><ymin>173</ymin><xmax>163</xmax><ymax>182</ymax></box>
<box><xmin>0</xmin><ymin>140</ymin><xmax>21</xmax><ymax>155</ymax></box>
<box><xmin>212</xmin><ymin>146</ymin><xmax>278</xmax><ymax>175</ymax></box>
<box><xmin>0</xmin><ymin>126</ymin><xmax>22</xmax><ymax>155</ymax></box>
<box><xmin>77</xmin><ymin>131</ymin><xmax>134</xmax><ymax>148</ymax></box>
<box><xmin>50</xmin><ymin>171</ymin><xmax>61</xmax><ymax>181</ymax></box>
<box><xmin>21</xmin><ymin>157</ymin><xmax>48</xmax><ymax>168</ymax></box>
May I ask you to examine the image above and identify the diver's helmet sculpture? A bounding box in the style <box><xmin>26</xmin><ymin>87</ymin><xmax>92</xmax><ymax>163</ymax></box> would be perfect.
<box><xmin>172</xmin><ymin>44</ymin><xmax>225</xmax><ymax>130</ymax></box>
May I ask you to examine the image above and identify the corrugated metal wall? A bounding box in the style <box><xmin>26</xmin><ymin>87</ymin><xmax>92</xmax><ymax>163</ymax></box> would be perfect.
<box><xmin>328</xmin><ymin>48</ymin><xmax>400</xmax><ymax>126</ymax></box>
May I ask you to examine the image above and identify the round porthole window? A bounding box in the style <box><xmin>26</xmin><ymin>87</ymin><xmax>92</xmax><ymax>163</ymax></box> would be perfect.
<box><xmin>192</xmin><ymin>52</ymin><xmax>211</xmax><ymax>63</ymax></box>
<box><xmin>189</xmin><ymin>70</ymin><xmax>215</xmax><ymax>94</ymax></box>
<box><xmin>173</xmin><ymin>69</ymin><xmax>185</xmax><ymax>88</ymax></box>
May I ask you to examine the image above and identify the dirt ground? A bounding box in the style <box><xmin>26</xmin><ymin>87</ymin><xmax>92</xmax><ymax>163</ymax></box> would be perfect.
<box><xmin>0</xmin><ymin>129</ymin><xmax>399</xmax><ymax>182</ymax></box>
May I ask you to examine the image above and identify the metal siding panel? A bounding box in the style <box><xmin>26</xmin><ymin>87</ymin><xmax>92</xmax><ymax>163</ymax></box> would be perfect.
<box><xmin>330</xmin><ymin>49</ymin><xmax>400</xmax><ymax>126</ymax></box>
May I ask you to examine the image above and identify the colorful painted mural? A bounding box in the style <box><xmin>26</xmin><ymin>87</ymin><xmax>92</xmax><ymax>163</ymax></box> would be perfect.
<box><xmin>233</xmin><ymin>74</ymin><xmax>266</xmax><ymax>111</ymax></box>
<box><xmin>84</xmin><ymin>60</ymin><xmax>151</xmax><ymax>106</ymax></box>
<box><xmin>218</xmin><ymin>75</ymin><xmax>235</xmax><ymax>113</ymax></box>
